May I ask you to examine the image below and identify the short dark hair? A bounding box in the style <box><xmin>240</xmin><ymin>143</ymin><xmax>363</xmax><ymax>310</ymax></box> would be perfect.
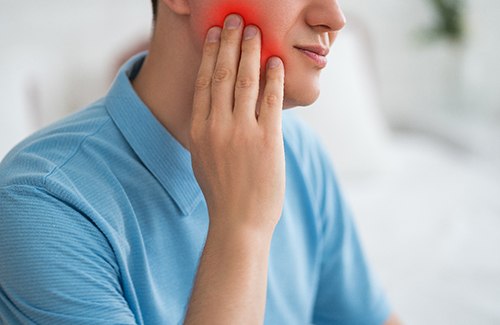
<box><xmin>151</xmin><ymin>0</ymin><xmax>158</xmax><ymax>20</ymax></box>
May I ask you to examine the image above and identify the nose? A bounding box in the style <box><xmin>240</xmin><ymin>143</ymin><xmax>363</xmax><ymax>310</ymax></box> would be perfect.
<box><xmin>305</xmin><ymin>0</ymin><xmax>346</xmax><ymax>33</ymax></box>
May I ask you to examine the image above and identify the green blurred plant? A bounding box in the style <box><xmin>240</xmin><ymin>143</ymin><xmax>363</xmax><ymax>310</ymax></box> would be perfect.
<box><xmin>425</xmin><ymin>0</ymin><xmax>465</xmax><ymax>43</ymax></box>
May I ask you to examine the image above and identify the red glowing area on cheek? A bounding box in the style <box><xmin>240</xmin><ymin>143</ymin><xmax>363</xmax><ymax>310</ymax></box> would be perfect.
<box><xmin>198</xmin><ymin>1</ymin><xmax>285</xmax><ymax>69</ymax></box>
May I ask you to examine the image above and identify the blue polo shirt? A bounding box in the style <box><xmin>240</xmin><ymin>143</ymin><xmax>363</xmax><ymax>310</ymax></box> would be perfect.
<box><xmin>0</xmin><ymin>52</ymin><xmax>390</xmax><ymax>324</ymax></box>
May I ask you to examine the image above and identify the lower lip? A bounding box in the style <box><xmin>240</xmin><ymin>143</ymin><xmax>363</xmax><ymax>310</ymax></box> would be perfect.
<box><xmin>296</xmin><ymin>48</ymin><xmax>327</xmax><ymax>68</ymax></box>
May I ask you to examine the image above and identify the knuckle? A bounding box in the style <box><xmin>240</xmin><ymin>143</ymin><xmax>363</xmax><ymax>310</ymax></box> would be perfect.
<box><xmin>264</xmin><ymin>93</ymin><xmax>279</xmax><ymax>106</ymax></box>
<box><xmin>206</xmin><ymin>117</ymin><xmax>218</xmax><ymax>131</ymax></box>
<box><xmin>213</xmin><ymin>67</ymin><xmax>232</xmax><ymax>83</ymax></box>
<box><xmin>195</xmin><ymin>76</ymin><xmax>211</xmax><ymax>90</ymax></box>
<box><xmin>207</xmin><ymin>118</ymin><xmax>224</xmax><ymax>137</ymax></box>
<box><xmin>204</xmin><ymin>43</ymin><xmax>219</xmax><ymax>56</ymax></box>
<box><xmin>236</xmin><ymin>77</ymin><xmax>255</xmax><ymax>89</ymax></box>
<box><xmin>221</xmin><ymin>31</ymin><xmax>238</xmax><ymax>44</ymax></box>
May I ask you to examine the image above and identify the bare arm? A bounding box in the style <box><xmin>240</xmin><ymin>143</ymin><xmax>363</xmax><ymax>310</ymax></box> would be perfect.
<box><xmin>184</xmin><ymin>13</ymin><xmax>285</xmax><ymax>324</ymax></box>
<box><xmin>183</xmin><ymin>226</ymin><xmax>272</xmax><ymax>324</ymax></box>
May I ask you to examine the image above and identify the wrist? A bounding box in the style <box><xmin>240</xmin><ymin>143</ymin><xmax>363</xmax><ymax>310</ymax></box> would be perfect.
<box><xmin>206</xmin><ymin>221</ymin><xmax>274</xmax><ymax>252</ymax></box>
<box><xmin>207</xmin><ymin>206</ymin><xmax>280</xmax><ymax>240</ymax></box>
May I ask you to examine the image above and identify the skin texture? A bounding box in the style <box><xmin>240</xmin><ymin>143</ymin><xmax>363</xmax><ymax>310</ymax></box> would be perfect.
<box><xmin>190</xmin><ymin>1</ymin><xmax>286</xmax><ymax>69</ymax></box>
<box><xmin>189</xmin><ymin>0</ymin><xmax>345</xmax><ymax>109</ymax></box>
<box><xmin>133</xmin><ymin>0</ymin><xmax>402</xmax><ymax>324</ymax></box>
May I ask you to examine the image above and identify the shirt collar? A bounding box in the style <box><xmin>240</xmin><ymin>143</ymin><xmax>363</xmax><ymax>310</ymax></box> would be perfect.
<box><xmin>105</xmin><ymin>51</ymin><xmax>203</xmax><ymax>216</ymax></box>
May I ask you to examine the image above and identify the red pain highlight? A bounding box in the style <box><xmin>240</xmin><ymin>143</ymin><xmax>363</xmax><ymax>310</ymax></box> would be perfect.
<box><xmin>200</xmin><ymin>1</ymin><xmax>285</xmax><ymax>69</ymax></box>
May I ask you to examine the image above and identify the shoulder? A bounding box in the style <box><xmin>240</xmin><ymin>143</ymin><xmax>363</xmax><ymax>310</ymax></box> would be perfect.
<box><xmin>0</xmin><ymin>99</ymin><xmax>126</xmax><ymax>191</ymax></box>
<box><xmin>0</xmin><ymin>99</ymin><xmax>135</xmax><ymax>262</ymax></box>
<box><xmin>0</xmin><ymin>99</ymin><xmax>135</xmax><ymax>228</ymax></box>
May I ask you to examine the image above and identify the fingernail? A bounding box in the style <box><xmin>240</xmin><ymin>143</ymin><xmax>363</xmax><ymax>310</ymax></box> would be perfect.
<box><xmin>243</xmin><ymin>26</ymin><xmax>258</xmax><ymax>40</ymax></box>
<box><xmin>207</xmin><ymin>27</ymin><xmax>221</xmax><ymax>43</ymax></box>
<box><xmin>225</xmin><ymin>14</ymin><xmax>241</xmax><ymax>29</ymax></box>
<box><xmin>268</xmin><ymin>57</ymin><xmax>281</xmax><ymax>69</ymax></box>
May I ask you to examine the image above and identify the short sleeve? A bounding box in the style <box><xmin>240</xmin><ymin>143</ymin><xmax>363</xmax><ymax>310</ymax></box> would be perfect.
<box><xmin>311</xmin><ymin>141</ymin><xmax>391</xmax><ymax>325</ymax></box>
<box><xmin>0</xmin><ymin>185</ymin><xmax>137</xmax><ymax>325</ymax></box>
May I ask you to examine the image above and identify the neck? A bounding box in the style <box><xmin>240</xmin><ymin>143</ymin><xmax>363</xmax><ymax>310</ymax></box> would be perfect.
<box><xmin>132</xmin><ymin>15</ymin><xmax>201</xmax><ymax>152</ymax></box>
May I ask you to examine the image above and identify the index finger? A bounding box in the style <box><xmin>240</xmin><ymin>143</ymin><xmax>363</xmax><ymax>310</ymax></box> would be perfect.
<box><xmin>192</xmin><ymin>27</ymin><xmax>222</xmax><ymax>123</ymax></box>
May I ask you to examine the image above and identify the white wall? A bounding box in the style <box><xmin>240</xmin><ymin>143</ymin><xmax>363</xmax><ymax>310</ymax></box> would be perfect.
<box><xmin>0</xmin><ymin>0</ymin><xmax>151</xmax><ymax>157</ymax></box>
<box><xmin>340</xmin><ymin>0</ymin><xmax>500</xmax><ymax>124</ymax></box>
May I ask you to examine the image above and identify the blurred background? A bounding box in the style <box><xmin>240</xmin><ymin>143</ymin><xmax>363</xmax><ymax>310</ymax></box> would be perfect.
<box><xmin>1</xmin><ymin>0</ymin><xmax>499</xmax><ymax>323</ymax></box>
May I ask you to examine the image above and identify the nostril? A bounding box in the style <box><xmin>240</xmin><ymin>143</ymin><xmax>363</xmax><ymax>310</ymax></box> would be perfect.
<box><xmin>305</xmin><ymin>3</ymin><xmax>347</xmax><ymax>33</ymax></box>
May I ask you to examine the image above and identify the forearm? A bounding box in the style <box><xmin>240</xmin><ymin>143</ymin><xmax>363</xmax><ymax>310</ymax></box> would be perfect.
<box><xmin>184</xmin><ymin>223</ymin><xmax>273</xmax><ymax>324</ymax></box>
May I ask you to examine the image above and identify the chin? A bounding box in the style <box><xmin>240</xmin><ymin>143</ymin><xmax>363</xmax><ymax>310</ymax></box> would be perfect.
<box><xmin>282</xmin><ymin>79</ymin><xmax>321</xmax><ymax>109</ymax></box>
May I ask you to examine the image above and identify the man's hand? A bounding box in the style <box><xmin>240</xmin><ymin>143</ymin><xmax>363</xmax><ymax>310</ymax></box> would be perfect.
<box><xmin>189</xmin><ymin>13</ymin><xmax>286</xmax><ymax>236</ymax></box>
<box><xmin>184</xmin><ymin>13</ymin><xmax>285</xmax><ymax>324</ymax></box>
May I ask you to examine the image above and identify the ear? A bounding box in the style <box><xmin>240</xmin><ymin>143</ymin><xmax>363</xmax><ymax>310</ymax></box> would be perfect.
<box><xmin>160</xmin><ymin>0</ymin><xmax>191</xmax><ymax>15</ymax></box>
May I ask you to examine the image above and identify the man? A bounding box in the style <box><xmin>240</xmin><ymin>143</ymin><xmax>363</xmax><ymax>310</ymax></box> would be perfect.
<box><xmin>0</xmin><ymin>0</ymin><xmax>401</xmax><ymax>324</ymax></box>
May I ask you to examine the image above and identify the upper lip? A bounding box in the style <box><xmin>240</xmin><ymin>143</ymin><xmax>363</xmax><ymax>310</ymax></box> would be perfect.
<box><xmin>294</xmin><ymin>45</ymin><xmax>329</xmax><ymax>57</ymax></box>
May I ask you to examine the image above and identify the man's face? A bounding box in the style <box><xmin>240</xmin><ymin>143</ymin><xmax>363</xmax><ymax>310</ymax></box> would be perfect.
<box><xmin>189</xmin><ymin>0</ymin><xmax>345</xmax><ymax>108</ymax></box>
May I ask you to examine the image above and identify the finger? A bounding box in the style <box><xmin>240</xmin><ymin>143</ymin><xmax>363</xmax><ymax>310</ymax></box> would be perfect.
<box><xmin>258</xmin><ymin>57</ymin><xmax>285</xmax><ymax>133</ymax></box>
<box><xmin>233</xmin><ymin>25</ymin><xmax>261</xmax><ymax>123</ymax></box>
<box><xmin>209</xmin><ymin>14</ymin><xmax>243</xmax><ymax>120</ymax></box>
<box><xmin>192</xmin><ymin>26</ymin><xmax>222</xmax><ymax>122</ymax></box>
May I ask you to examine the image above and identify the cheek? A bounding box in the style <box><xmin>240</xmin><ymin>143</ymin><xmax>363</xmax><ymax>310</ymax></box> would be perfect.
<box><xmin>194</xmin><ymin>0</ymin><xmax>287</xmax><ymax>68</ymax></box>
